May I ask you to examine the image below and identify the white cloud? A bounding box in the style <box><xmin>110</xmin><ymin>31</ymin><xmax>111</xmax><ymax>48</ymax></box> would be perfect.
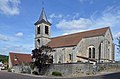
<box><xmin>49</xmin><ymin>13</ymin><xmax>55</xmax><ymax>18</ymax></box>
<box><xmin>0</xmin><ymin>33</ymin><xmax>33</xmax><ymax>55</ymax></box>
<box><xmin>48</xmin><ymin>13</ymin><xmax>63</xmax><ymax>23</ymax></box>
<box><xmin>0</xmin><ymin>44</ymin><xmax>33</xmax><ymax>55</ymax></box>
<box><xmin>56</xmin><ymin>5</ymin><xmax>120</xmax><ymax>35</ymax></box>
<box><xmin>91</xmin><ymin>6</ymin><xmax>120</xmax><ymax>28</ymax></box>
<box><xmin>48</xmin><ymin>18</ymin><xmax>53</xmax><ymax>23</ymax></box>
<box><xmin>0</xmin><ymin>33</ymin><xmax>20</xmax><ymax>42</ymax></box>
<box><xmin>0</xmin><ymin>34</ymin><xmax>33</xmax><ymax>55</ymax></box>
<box><xmin>15</xmin><ymin>32</ymin><xmax>23</xmax><ymax>37</ymax></box>
<box><xmin>49</xmin><ymin>13</ymin><xmax>63</xmax><ymax>19</ymax></box>
<box><xmin>0</xmin><ymin>34</ymin><xmax>8</xmax><ymax>41</ymax></box>
<box><xmin>0</xmin><ymin>0</ymin><xmax>20</xmax><ymax>15</ymax></box>
<box><xmin>56</xmin><ymin>18</ymin><xmax>93</xmax><ymax>33</ymax></box>
<box><xmin>114</xmin><ymin>32</ymin><xmax>120</xmax><ymax>38</ymax></box>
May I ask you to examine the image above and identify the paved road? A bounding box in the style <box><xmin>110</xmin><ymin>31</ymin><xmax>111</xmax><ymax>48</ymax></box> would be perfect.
<box><xmin>0</xmin><ymin>71</ymin><xmax>120</xmax><ymax>79</ymax></box>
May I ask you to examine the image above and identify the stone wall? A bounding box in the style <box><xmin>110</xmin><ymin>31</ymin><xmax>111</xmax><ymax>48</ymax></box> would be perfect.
<box><xmin>52</xmin><ymin>29</ymin><xmax>114</xmax><ymax>63</ymax></box>
<box><xmin>75</xmin><ymin>30</ymin><xmax>114</xmax><ymax>63</ymax></box>
<box><xmin>12</xmin><ymin>66</ymin><xmax>31</xmax><ymax>73</ymax></box>
<box><xmin>45</xmin><ymin>62</ymin><xmax>119</xmax><ymax>76</ymax></box>
<box><xmin>52</xmin><ymin>47</ymin><xmax>74</xmax><ymax>63</ymax></box>
<box><xmin>45</xmin><ymin>63</ymin><xmax>94</xmax><ymax>76</ymax></box>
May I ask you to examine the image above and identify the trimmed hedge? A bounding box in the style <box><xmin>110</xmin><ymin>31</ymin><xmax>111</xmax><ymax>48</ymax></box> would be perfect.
<box><xmin>52</xmin><ymin>71</ymin><xmax>62</xmax><ymax>76</ymax></box>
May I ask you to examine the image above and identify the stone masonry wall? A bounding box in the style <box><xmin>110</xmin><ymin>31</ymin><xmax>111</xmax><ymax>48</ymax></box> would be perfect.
<box><xmin>45</xmin><ymin>63</ymin><xmax>93</xmax><ymax>76</ymax></box>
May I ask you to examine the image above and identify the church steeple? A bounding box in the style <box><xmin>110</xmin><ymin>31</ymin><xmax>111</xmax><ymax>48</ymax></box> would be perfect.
<box><xmin>34</xmin><ymin>7</ymin><xmax>51</xmax><ymax>48</ymax></box>
<box><xmin>34</xmin><ymin>8</ymin><xmax>51</xmax><ymax>26</ymax></box>
<box><xmin>39</xmin><ymin>8</ymin><xmax>47</xmax><ymax>22</ymax></box>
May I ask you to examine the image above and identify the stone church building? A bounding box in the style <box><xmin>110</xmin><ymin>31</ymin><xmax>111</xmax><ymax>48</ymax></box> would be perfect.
<box><xmin>34</xmin><ymin>8</ymin><xmax>115</xmax><ymax>64</ymax></box>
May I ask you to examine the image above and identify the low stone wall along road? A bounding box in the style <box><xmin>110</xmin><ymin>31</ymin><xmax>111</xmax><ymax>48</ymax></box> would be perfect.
<box><xmin>0</xmin><ymin>71</ymin><xmax>120</xmax><ymax>79</ymax></box>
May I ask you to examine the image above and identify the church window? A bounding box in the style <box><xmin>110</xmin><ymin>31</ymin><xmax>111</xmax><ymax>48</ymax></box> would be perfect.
<box><xmin>37</xmin><ymin>39</ymin><xmax>40</xmax><ymax>45</ymax></box>
<box><xmin>89</xmin><ymin>48</ymin><xmax>91</xmax><ymax>58</ymax></box>
<box><xmin>45</xmin><ymin>26</ymin><xmax>49</xmax><ymax>35</ymax></box>
<box><xmin>37</xmin><ymin>26</ymin><xmax>40</xmax><ymax>34</ymax></box>
<box><xmin>93</xmin><ymin>48</ymin><xmax>95</xmax><ymax>58</ymax></box>
<box><xmin>108</xmin><ymin>41</ymin><xmax>110</xmax><ymax>44</ymax></box>
<box><xmin>69</xmin><ymin>54</ymin><xmax>72</xmax><ymax>60</ymax></box>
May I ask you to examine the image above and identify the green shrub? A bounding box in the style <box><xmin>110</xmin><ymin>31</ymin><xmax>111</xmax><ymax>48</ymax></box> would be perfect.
<box><xmin>7</xmin><ymin>68</ymin><xmax>11</xmax><ymax>72</ymax></box>
<box><xmin>30</xmin><ymin>63</ymin><xmax>35</xmax><ymax>70</ymax></box>
<box><xmin>32</xmin><ymin>71</ymin><xmax>39</xmax><ymax>75</ymax></box>
<box><xmin>98</xmin><ymin>66</ymin><xmax>105</xmax><ymax>71</ymax></box>
<box><xmin>52</xmin><ymin>71</ymin><xmax>62</xmax><ymax>76</ymax></box>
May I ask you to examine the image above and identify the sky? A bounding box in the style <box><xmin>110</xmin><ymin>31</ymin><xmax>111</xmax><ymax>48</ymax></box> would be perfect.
<box><xmin>0</xmin><ymin>0</ymin><xmax>120</xmax><ymax>60</ymax></box>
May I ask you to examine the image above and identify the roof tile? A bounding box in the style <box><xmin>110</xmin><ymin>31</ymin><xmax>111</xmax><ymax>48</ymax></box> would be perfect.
<box><xmin>48</xmin><ymin>27</ymin><xmax>109</xmax><ymax>48</ymax></box>
<box><xmin>9</xmin><ymin>52</ymin><xmax>32</xmax><ymax>66</ymax></box>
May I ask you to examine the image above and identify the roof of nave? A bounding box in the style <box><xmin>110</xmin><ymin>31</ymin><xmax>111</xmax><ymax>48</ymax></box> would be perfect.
<box><xmin>48</xmin><ymin>27</ymin><xmax>109</xmax><ymax>48</ymax></box>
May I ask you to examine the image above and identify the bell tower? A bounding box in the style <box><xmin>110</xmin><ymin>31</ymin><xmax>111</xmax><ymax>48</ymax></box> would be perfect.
<box><xmin>34</xmin><ymin>8</ymin><xmax>51</xmax><ymax>48</ymax></box>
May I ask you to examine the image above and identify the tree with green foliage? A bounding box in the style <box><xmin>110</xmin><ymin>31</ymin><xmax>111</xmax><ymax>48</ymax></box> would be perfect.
<box><xmin>0</xmin><ymin>55</ymin><xmax>8</xmax><ymax>63</ymax></box>
<box><xmin>32</xmin><ymin>45</ymin><xmax>53</xmax><ymax>74</ymax></box>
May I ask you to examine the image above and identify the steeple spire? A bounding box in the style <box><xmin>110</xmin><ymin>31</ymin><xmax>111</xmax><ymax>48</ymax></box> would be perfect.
<box><xmin>34</xmin><ymin>2</ymin><xmax>51</xmax><ymax>48</ymax></box>
<box><xmin>39</xmin><ymin>0</ymin><xmax>46</xmax><ymax>21</ymax></box>
<box><xmin>34</xmin><ymin>7</ymin><xmax>51</xmax><ymax>25</ymax></box>
<box><xmin>39</xmin><ymin>8</ymin><xmax>47</xmax><ymax>22</ymax></box>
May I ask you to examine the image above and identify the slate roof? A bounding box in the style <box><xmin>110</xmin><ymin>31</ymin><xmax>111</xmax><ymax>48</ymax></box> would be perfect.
<box><xmin>48</xmin><ymin>27</ymin><xmax>109</xmax><ymax>48</ymax></box>
<box><xmin>34</xmin><ymin>8</ymin><xmax>51</xmax><ymax>25</ymax></box>
<box><xmin>9</xmin><ymin>52</ymin><xmax>32</xmax><ymax>66</ymax></box>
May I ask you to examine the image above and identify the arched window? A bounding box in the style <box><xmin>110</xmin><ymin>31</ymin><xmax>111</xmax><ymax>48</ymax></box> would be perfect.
<box><xmin>45</xmin><ymin>26</ymin><xmax>49</xmax><ymax>35</ymax></box>
<box><xmin>93</xmin><ymin>48</ymin><xmax>95</xmax><ymax>58</ymax></box>
<box><xmin>37</xmin><ymin>26</ymin><xmax>40</xmax><ymax>34</ymax></box>
<box><xmin>69</xmin><ymin>54</ymin><xmax>72</xmax><ymax>60</ymax></box>
<box><xmin>88</xmin><ymin>45</ymin><xmax>95</xmax><ymax>59</ymax></box>
<box><xmin>37</xmin><ymin>39</ymin><xmax>40</xmax><ymax>45</ymax></box>
<box><xmin>89</xmin><ymin>48</ymin><xmax>91</xmax><ymax>58</ymax></box>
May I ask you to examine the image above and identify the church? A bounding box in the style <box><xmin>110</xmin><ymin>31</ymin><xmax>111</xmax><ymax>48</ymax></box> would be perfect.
<box><xmin>34</xmin><ymin>8</ymin><xmax>115</xmax><ymax>64</ymax></box>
